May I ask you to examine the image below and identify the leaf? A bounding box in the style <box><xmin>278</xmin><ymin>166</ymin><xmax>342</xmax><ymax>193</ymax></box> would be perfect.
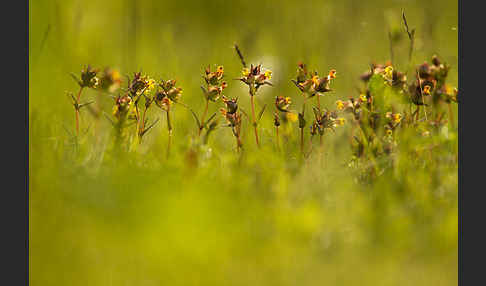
<box><xmin>200</xmin><ymin>86</ymin><xmax>207</xmax><ymax>94</ymax></box>
<box><xmin>175</xmin><ymin>101</ymin><xmax>201</xmax><ymax>129</ymax></box>
<box><xmin>103</xmin><ymin>112</ymin><xmax>115</xmax><ymax>126</ymax></box>
<box><xmin>62</xmin><ymin>123</ymin><xmax>74</xmax><ymax>137</ymax></box>
<box><xmin>203</xmin><ymin>113</ymin><xmax>217</xmax><ymax>128</ymax></box>
<box><xmin>257</xmin><ymin>104</ymin><xmax>267</xmax><ymax>123</ymax></box>
<box><xmin>234</xmin><ymin>43</ymin><xmax>247</xmax><ymax>68</ymax></box>
<box><xmin>140</xmin><ymin>118</ymin><xmax>160</xmax><ymax>137</ymax></box>
<box><xmin>240</xmin><ymin>108</ymin><xmax>250</xmax><ymax>119</ymax></box>
<box><xmin>312</xmin><ymin>107</ymin><xmax>320</xmax><ymax>119</ymax></box>
<box><xmin>189</xmin><ymin>109</ymin><xmax>201</xmax><ymax>129</ymax></box>
<box><xmin>78</xmin><ymin>100</ymin><xmax>95</xmax><ymax>109</ymax></box>
<box><xmin>70</xmin><ymin>73</ymin><xmax>82</xmax><ymax>87</ymax></box>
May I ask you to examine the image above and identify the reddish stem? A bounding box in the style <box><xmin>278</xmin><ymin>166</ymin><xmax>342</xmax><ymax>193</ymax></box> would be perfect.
<box><xmin>250</xmin><ymin>95</ymin><xmax>260</xmax><ymax>148</ymax></box>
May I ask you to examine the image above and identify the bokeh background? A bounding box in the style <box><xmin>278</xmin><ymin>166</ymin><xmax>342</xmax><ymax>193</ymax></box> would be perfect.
<box><xmin>29</xmin><ymin>0</ymin><xmax>458</xmax><ymax>285</ymax></box>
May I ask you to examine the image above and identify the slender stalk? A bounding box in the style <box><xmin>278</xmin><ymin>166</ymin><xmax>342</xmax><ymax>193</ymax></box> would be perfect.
<box><xmin>236</xmin><ymin>134</ymin><xmax>242</xmax><ymax>153</ymax></box>
<box><xmin>275</xmin><ymin>126</ymin><xmax>279</xmax><ymax>150</ymax></box>
<box><xmin>416</xmin><ymin>78</ymin><xmax>428</xmax><ymax>122</ymax></box>
<box><xmin>300</xmin><ymin>127</ymin><xmax>304</xmax><ymax>155</ymax></box>
<box><xmin>448</xmin><ymin>103</ymin><xmax>455</xmax><ymax>129</ymax></box>
<box><xmin>141</xmin><ymin>106</ymin><xmax>148</xmax><ymax>133</ymax></box>
<box><xmin>199</xmin><ymin>98</ymin><xmax>209</xmax><ymax>136</ymax></box>
<box><xmin>74</xmin><ymin>87</ymin><xmax>84</xmax><ymax>136</ymax></box>
<box><xmin>138</xmin><ymin>105</ymin><xmax>149</xmax><ymax>143</ymax></box>
<box><xmin>232</xmin><ymin>127</ymin><xmax>242</xmax><ymax>152</ymax></box>
<box><xmin>135</xmin><ymin>102</ymin><xmax>141</xmax><ymax>137</ymax></box>
<box><xmin>166</xmin><ymin>105</ymin><xmax>172</xmax><ymax>159</ymax></box>
<box><xmin>250</xmin><ymin>95</ymin><xmax>260</xmax><ymax>148</ymax></box>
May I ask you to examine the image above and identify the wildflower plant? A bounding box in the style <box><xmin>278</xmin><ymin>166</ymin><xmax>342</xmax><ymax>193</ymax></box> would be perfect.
<box><xmin>108</xmin><ymin>94</ymin><xmax>133</xmax><ymax>150</ymax></box>
<box><xmin>234</xmin><ymin>44</ymin><xmax>271</xmax><ymax>148</ymax></box>
<box><xmin>345</xmin><ymin>52</ymin><xmax>457</xmax><ymax>181</ymax></box>
<box><xmin>274</xmin><ymin>96</ymin><xmax>292</xmax><ymax>149</ymax></box>
<box><xmin>198</xmin><ymin>65</ymin><xmax>227</xmax><ymax>136</ymax></box>
<box><xmin>154</xmin><ymin>78</ymin><xmax>183</xmax><ymax>158</ymax></box>
<box><xmin>69</xmin><ymin>65</ymin><xmax>100</xmax><ymax>136</ymax></box>
<box><xmin>291</xmin><ymin>62</ymin><xmax>339</xmax><ymax>154</ymax></box>
<box><xmin>64</xmin><ymin>26</ymin><xmax>456</xmax><ymax>182</ymax></box>
<box><xmin>220</xmin><ymin>96</ymin><xmax>243</xmax><ymax>152</ymax></box>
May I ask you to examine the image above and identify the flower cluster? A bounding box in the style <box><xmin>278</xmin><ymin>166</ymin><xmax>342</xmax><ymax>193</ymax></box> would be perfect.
<box><xmin>113</xmin><ymin>94</ymin><xmax>133</xmax><ymax>120</ymax></box>
<box><xmin>202</xmin><ymin>65</ymin><xmax>227</xmax><ymax>102</ymax></box>
<box><xmin>154</xmin><ymin>79</ymin><xmax>182</xmax><ymax>110</ymax></box>
<box><xmin>310</xmin><ymin>108</ymin><xmax>345</xmax><ymax>136</ymax></box>
<box><xmin>275</xmin><ymin>96</ymin><xmax>291</xmax><ymax>112</ymax></box>
<box><xmin>128</xmin><ymin>72</ymin><xmax>156</xmax><ymax>98</ymax></box>
<box><xmin>98</xmin><ymin>68</ymin><xmax>122</xmax><ymax>93</ymax></box>
<box><xmin>292</xmin><ymin>62</ymin><xmax>336</xmax><ymax>98</ymax></box>
<box><xmin>336</xmin><ymin>93</ymin><xmax>370</xmax><ymax>121</ymax></box>
<box><xmin>238</xmin><ymin>64</ymin><xmax>273</xmax><ymax>96</ymax></box>
<box><xmin>71</xmin><ymin>65</ymin><xmax>100</xmax><ymax>89</ymax></box>
<box><xmin>220</xmin><ymin>96</ymin><xmax>243</xmax><ymax>150</ymax></box>
<box><xmin>361</xmin><ymin>63</ymin><xmax>407</xmax><ymax>89</ymax></box>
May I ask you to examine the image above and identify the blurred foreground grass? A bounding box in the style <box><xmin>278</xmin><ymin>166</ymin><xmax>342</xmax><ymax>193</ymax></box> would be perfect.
<box><xmin>29</xmin><ymin>0</ymin><xmax>457</xmax><ymax>285</ymax></box>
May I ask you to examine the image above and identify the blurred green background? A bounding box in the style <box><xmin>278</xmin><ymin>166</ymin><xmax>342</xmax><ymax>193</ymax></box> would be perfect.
<box><xmin>29</xmin><ymin>0</ymin><xmax>457</xmax><ymax>285</ymax></box>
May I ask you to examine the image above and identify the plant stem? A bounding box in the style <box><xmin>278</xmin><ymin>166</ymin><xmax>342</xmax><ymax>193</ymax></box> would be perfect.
<box><xmin>138</xmin><ymin>105</ymin><xmax>149</xmax><ymax>142</ymax></box>
<box><xmin>135</xmin><ymin>102</ymin><xmax>141</xmax><ymax>137</ymax></box>
<box><xmin>448</xmin><ymin>103</ymin><xmax>455</xmax><ymax>129</ymax></box>
<box><xmin>166</xmin><ymin>106</ymin><xmax>172</xmax><ymax>159</ymax></box>
<box><xmin>300</xmin><ymin>127</ymin><xmax>304</xmax><ymax>155</ymax></box>
<box><xmin>275</xmin><ymin>126</ymin><xmax>279</xmax><ymax>150</ymax></box>
<box><xmin>75</xmin><ymin>87</ymin><xmax>84</xmax><ymax>136</ymax></box>
<box><xmin>199</xmin><ymin>99</ymin><xmax>209</xmax><ymax>136</ymax></box>
<box><xmin>236</xmin><ymin>134</ymin><xmax>242</xmax><ymax>153</ymax></box>
<box><xmin>250</xmin><ymin>95</ymin><xmax>260</xmax><ymax>148</ymax></box>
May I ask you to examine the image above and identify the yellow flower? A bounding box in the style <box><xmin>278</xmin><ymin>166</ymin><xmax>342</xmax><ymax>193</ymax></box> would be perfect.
<box><xmin>336</xmin><ymin>100</ymin><xmax>345</xmax><ymax>110</ymax></box>
<box><xmin>112</xmin><ymin>70</ymin><xmax>120</xmax><ymax>81</ymax></box>
<box><xmin>392</xmin><ymin>113</ymin><xmax>402</xmax><ymax>124</ymax></box>
<box><xmin>444</xmin><ymin>84</ymin><xmax>454</xmax><ymax>95</ymax></box>
<box><xmin>384</xmin><ymin>66</ymin><xmax>393</xmax><ymax>78</ymax></box>
<box><xmin>328</xmin><ymin>69</ymin><xmax>337</xmax><ymax>79</ymax></box>
<box><xmin>286</xmin><ymin>112</ymin><xmax>298</xmax><ymax>122</ymax></box>
<box><xmin>386</xmin><ymin>112</ymin><xmax>402</xmax><ymax>124</ymax></box>
<box><xmin>386</xmin><ymin>129</ymin><xmax>393</xmax><ymax>136</ymax></box>
<box><xmin>217</xmin><ymin>66</ymin><xmax>224</xmax><ymax>74</ymax></box>
<box><xmin>264</xmin><ymin>70</ymin><xmax>272</xmax><ymax>80</ymax></box>
<box><xmin>112</xmin><ymin>105</ymin><xmax>119</xmax><ymax>116</ymax></box>
<box><xmin>242</xmin><ymin>68</ymin><xmax>250</xmax><ymax>77</ymax></box>
<box><xmin>335</xmin><ymin>117</ymin><xmax>346</xmax><ymax>126</ymax></box>
<box><xmin>359</xmin><ymin>94</ymin><xmax>367</xmax><ymax>103</ymax></box>
<box><xmin>146</xmin><ymin>78</ymin><xmax>156</xmax><ymax>92</ymax></box>
<box><xmin>284</xmin><ymin>97</ymin><xmax>291</xmax><ymax>104</ymax></box>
